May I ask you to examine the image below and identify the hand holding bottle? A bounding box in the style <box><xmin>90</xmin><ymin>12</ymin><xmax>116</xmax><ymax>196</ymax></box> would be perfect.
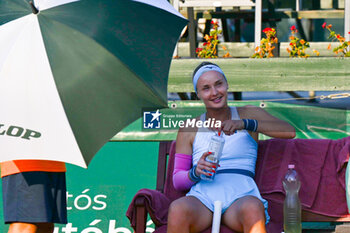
<box><xmin>195</xmin><ymin>152</ymin><xmax>219</xmax><ymax>178</ymax></box>
<box><xmin>200</xmin><ymin>131</ymin><xmax>225</xmax><ymax>181</ymax></box>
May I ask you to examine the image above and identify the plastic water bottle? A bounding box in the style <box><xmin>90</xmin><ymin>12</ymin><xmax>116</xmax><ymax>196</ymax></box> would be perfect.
<box><xmin>200</xmin><ymin>131</ymin><xmax>225</xmax><ymax>181</ymax></box>
<box><xmin>283</xmin><ymin>164</ymin><xmax>302</xmax><ymax>233</ymax></box>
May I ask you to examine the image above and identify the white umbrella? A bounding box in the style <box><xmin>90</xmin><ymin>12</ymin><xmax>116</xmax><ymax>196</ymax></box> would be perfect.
<box><xmin>0</xmin><ymin>0</ymin><xmax>187</xmax><ymax>168</ymax></box>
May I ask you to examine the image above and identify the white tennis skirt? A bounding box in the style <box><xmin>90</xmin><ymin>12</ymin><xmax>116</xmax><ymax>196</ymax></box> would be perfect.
<box><xmin>186</xmin><ymin>172</ymin><xmax>270</xmax><ymax>224</ymax></box>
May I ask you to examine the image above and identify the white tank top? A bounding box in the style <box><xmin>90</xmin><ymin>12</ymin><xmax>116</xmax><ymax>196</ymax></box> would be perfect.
<box><xmin>192</xmin><ymin>107</ymin><xmax>258</xmax><ymax>173</ymax></box>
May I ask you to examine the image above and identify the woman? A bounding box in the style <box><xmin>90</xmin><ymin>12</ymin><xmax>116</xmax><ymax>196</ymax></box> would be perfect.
<box><xmin>167</xmin><ymin>62</ymin><xmax>295</xmax><ymax>233</ymax></box>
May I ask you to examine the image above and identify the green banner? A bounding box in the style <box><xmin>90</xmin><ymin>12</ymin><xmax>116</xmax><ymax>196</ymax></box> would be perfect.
<box><xmin>0</xmin><ymin>142</ymin><xmax>160</xmax><ymax>233</ymax></box>
<box><xmin>113</xmin><ymin>101</ymin><xmax>350</xmax><ymax>141</ymax></box>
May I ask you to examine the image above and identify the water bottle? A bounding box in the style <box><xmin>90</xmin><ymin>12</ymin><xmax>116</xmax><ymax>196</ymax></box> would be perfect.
<box><xmin>200</xmin><ymin>131</ymin><xmax>225</xmax><ymax>181</ymax></box>
<box><xmin>283</xmin><ymin>164</ymin><xmax>302</xmax><ymax>233</ymax></box>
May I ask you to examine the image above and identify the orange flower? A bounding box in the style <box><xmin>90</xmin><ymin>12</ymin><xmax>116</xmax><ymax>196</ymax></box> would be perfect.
<box><xmin>252</xmin><ymin>27</ymin><xmax>278</xmax><ymax>58</ymax></box>
<box><xmin>313</xmin><ymin>49</ymin><xmax>320</xmax><ymax>56</ymax></box>
<box><xmin>222</xmin><ymin>45</ymin><xmax>227</xmax><ymax>50</ymax></box>
<box><xmin>223</xmin><ymin>52</ymin><xmax>231</xmax><ymax>58</ymax></box>
<box><xmin>300</xmin><ymin>39</ymin><xmax>305</xmax><ymax>45</ymax></box>
<box><xmin>323</xmin><ymin>24</ymin><xmax>349</xmax><ymax>57</ymax></box>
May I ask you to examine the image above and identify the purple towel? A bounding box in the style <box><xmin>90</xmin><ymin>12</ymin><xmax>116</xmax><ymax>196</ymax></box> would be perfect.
<box><xmin>126</xmin><ymin>188</ymin><xmax>171</xmax><ymax>228</ymax></box>
<box><xmin>255</xmin><ymin>137</ymin><xmax>350</xmax><ymax>215</ymax></box>
<box><xmin>256</xmin><ymin>137</ymin><xmax>350</xmax><ymax>232</ymax></box>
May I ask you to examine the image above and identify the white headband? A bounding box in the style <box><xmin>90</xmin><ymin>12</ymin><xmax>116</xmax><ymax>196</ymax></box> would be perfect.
<box><xmin>193</xmin><ymin>64</ymin><xmax>226</xmax><ymax>93</ymax></box>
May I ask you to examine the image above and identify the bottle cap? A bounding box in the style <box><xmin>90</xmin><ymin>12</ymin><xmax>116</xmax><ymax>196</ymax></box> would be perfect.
<box><xmin>288</xmin><ymin>164</ymin><xmax>295</xmax><ymax>169</ymax></box>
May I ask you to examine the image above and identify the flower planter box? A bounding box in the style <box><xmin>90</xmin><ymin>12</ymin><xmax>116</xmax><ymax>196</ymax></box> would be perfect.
<box><xmin>177</xmin><ymin>42</ymin><xmax>345</xmax><ymax>58</ymax></box>
<box><xmin>168</xmin><ymin>57</ymin><xmax>350</xmax><ymax>92</ymax></box>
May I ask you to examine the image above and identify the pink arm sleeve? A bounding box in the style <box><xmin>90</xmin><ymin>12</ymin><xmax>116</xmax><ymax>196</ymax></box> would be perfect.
<box><xmin>172</xmin><ymin>153</ymin><xmax>195</xmax><ymax>191</ymax></box>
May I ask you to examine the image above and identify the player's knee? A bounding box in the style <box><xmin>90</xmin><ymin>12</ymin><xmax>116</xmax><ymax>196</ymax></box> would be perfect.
<box><xmin>169</xmin><ymin>200</ymin><xmax>187</xmax><ymax>222</ymax></box>
<box><xmin>240</xmin><ymin>197</ymin><xmax>265</xmax><ymax>219</ymax></box>
<box><xmin>168</xmin><ymin>199</ymin><xmax>195</xmax><ymax>225</ymax></box>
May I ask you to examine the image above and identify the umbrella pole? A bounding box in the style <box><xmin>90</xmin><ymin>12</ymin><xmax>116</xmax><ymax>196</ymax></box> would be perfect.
<box><xmin>29</xmin><ymin>1</ymin><xmax>39</xmax><ymax>14</ymax></box>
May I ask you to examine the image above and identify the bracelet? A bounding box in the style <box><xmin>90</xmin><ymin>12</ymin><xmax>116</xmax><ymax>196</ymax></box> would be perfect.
<box><xmin>189</xmin><ymin>165</ymin><xmax>201</xmax><ymax>182</ymax></box>
<box><xmin>242</xmin><ymin>119</ymin><xmax>258</xmax><ymax>132</ymax></box>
